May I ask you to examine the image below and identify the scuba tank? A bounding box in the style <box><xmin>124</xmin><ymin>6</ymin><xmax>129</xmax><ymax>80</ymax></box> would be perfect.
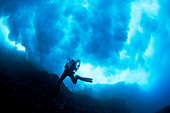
<box><xmin>65</xmin><ymin>58</ymin><xmax>93</xmax><ymax>83</ymax></box>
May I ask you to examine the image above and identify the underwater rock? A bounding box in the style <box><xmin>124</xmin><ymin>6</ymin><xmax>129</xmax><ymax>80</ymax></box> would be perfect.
<box><xmin>0</xmin><ymin>48</ymin><xmax>131</xmax><ymax>113</ymax></box>
<box><xmin>156</xmin><ymin>105</ymin><xmax>170</xmax><ymax>113</ymax></box>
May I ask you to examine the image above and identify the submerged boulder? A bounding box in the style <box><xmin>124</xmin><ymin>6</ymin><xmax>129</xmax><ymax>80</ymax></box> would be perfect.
<box><xmin>156</xmin><ymin>105</ymin><xmax>170</xmax><ymax>113</ymax></box>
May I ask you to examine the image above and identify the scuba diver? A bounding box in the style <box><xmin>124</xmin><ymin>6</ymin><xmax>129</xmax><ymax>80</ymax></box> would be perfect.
<box><xmin>55</xmin><ymin>58</ymin><xmax>93</xmax><ymax>92</ymax></box>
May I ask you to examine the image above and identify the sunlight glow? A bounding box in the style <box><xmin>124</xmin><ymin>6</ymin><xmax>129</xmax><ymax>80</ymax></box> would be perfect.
<box><xmin>77</xmin><ymin>63</ymin><xmax>149</xmax><ymax>86</ymax></box>
<box><xmin>127</xmin><ymin>0</ymin><xmax>159</xmax><ymax>44</ymax></box>
<box><xmin>0</xmin><ymin>17</ymin><xmax>25</xmax><ymax>51</ymax></box>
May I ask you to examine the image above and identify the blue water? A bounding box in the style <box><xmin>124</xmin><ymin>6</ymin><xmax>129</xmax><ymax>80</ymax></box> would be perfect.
<box><xmin>0</xmin><ymin>0</ymin><xmax>170</xmax><ymax>112</ymax></box>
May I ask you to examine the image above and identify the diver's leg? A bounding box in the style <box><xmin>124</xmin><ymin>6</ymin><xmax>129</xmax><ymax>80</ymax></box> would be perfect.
<box><xmin>55</xmin><ymin>70</ymin><xmax>67</xmax><ymax>93</ymax></box>
<box><xmin>69</xmin><ymin>74</ymin><xmax>78</xmax><ymax>84</ymax></box>
<box><xmin>57</xmin><ymin>70</ymin><xmax>67</xmax><ymax>86</ymax></box>
<box><xmin>76</xmin><ymin>75</ymin><xmax>93</xmax><ymax>83</ymax></box>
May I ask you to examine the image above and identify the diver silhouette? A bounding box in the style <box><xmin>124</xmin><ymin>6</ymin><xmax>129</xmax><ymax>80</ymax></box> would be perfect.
<box><xmin>55</xmin><ymin>58</ymin><xmax>93</xmax><ymax>92</ymax></box>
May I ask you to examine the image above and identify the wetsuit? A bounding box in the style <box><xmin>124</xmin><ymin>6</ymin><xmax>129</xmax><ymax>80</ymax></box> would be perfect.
<box><xmin>56</xmin><ymin>59</ymin><xmax>92</xmax><ymax>90</ymax></box>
